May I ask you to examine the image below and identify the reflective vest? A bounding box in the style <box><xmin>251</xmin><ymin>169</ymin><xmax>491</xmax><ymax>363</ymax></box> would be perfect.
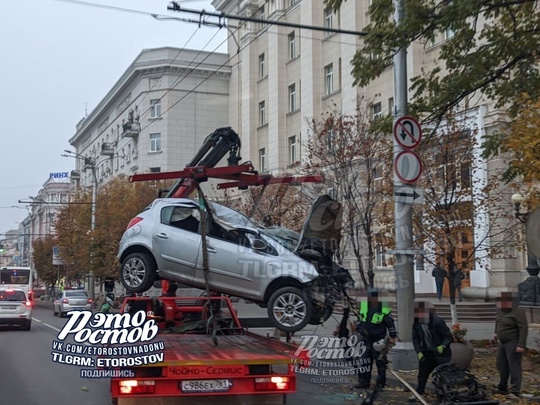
<box><xmin>359</xmin><ymin>301</ymin><xmax>391</xmax><ymax>324</ymax></box>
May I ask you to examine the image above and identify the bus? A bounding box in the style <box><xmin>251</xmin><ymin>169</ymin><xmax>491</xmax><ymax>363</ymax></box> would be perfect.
<box><xmin>0</xmin><ymin>267</ymin><xmax>35</xmax><ymax>299</ymax></box>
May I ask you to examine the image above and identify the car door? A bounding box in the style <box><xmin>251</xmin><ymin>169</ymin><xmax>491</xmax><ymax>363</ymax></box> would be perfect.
<box><xmin>151</xmin><ymin>203</ymin><xmax>201</xmax><ymax>284</ymax></box>
<box><xmin>192</xmin><ymin>220</ymin><xmax>273</xmax><ymax>301</ymax></box>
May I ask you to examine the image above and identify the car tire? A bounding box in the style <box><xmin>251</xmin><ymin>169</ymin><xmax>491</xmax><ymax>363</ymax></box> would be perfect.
<box><xmin>121</xmin><ymin>252</ymin><xmax>157</xmax><ymax>293</ymax></box>
<box><xmin>267</xmin><ymin>286</ymin><xmax>312</xmax><ymax>333</ymax></box>
<box><xmin>23</xmin><ymin>321</ymin><xmax>31</xmax><ymax>331</ymax></box>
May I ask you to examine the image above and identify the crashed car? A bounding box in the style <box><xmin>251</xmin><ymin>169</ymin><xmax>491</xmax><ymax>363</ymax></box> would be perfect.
<box><xmin>118</xmin><ymin>194</ymin><xmax>353</xmax><ymax>332</ymax></box>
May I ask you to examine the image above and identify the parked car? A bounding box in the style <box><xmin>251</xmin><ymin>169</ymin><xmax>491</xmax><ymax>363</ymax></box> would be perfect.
<box><xmin>0</xmin><ymin>288</ymin><xmax>32</xmax><ymax>330</ymax></box>
<box><xmin>53</xmin><ymin>290</ymin><xmax>93</xmax><ymax>317</ymax></box>
<box><xmin>118</xmin><ymin>194</ymin><xmax>353</xmax><ymax>333</ymax></box>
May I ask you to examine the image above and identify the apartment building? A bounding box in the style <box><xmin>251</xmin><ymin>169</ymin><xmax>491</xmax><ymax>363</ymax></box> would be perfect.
<box><xmin>212</xmin><ymin>0</ymin><xmax>525</xmax><ymax>296</ymax></box>
<box><xmin>68</xmin><ymin>47</ymin><xmax>230</xmax><ymax>189</ymax></box>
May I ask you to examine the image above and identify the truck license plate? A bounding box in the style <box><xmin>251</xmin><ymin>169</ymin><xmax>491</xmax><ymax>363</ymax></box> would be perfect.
<box><xmin>180</xmin><ymin>379</ymin><xmax>231</xmax><ymax>393</ymax></box>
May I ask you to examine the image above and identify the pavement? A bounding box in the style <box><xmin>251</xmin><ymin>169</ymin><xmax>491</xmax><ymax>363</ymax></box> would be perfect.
<box><xmin>236</xmin><ymin>296</ymin><xmax>540</xmax><ymax>404</ymax></box>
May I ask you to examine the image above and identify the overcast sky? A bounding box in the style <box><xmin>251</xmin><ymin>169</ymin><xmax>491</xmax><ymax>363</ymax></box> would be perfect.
<box><xmin>0</xmin><ymin>0</ymin><xmax>227</xmax><ymax>234</ymax></box>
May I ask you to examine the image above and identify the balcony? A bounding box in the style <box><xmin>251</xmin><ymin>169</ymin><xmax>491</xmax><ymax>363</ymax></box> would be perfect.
<box><xmin>101</xmin><ymin>142</ymin><xmax>114</xmax><ymax>156</ymax></box>
<box><xmin>122</xmin><ymin>121</ymin><xmax>140</xmax><ymax>138</ymax></box>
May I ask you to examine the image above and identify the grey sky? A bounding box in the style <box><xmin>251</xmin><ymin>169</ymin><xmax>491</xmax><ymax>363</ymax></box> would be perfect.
<box><xmin>0</xmin><ymin>0</ymin><xmax>226</xmax><ymax>234</ymax></box>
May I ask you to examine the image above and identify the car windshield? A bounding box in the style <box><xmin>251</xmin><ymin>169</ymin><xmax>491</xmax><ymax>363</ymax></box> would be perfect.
<box><xmin>66</xmin><ymin>291</ymin><xmax>88</xmax><ymax>297</ymax></box>
<box><xmin>208</xmin><ymin>202</ymin><xmax>256</xmax><ymax>228</ymax></box>
<box><xmin>260</xmin><ymin>226</ymin><xmax>300</xmax><ymax>251</ymax></box>
<box><xmin>0</xmin><ymin>290</ymin><xmax>26</xmax><ymax>301</ymax></box>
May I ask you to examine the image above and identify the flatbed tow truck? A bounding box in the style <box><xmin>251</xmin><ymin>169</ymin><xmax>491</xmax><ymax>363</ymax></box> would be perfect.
<box><xmin>110</xmin><ymin>294</ymin><xmax>303</xmax><ymax>404</ymax></box>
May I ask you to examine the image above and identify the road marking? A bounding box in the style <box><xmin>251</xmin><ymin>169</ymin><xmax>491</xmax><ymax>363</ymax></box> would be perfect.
<box><xmin>33</xmin><ymin>318</ymin><xmax>61</xmax><ymax>332</ymax></box>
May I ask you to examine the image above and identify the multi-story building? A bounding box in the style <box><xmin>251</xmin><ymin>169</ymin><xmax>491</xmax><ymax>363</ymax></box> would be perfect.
<box><xmin>68</xmin><ymin>47</ymin><xmax>230</xmax><ymax>189</ymax></box>
<box><xmin>212</xmin><ymin>0</ymin><xmax>525</xmax><ymax>296</ymax></box>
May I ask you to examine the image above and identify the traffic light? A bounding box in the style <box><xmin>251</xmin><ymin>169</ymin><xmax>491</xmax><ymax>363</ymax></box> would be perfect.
<box><xmin>0</xmin><ymin>244</ymin><xmax>4</xmax><ymax>253</ymax></box>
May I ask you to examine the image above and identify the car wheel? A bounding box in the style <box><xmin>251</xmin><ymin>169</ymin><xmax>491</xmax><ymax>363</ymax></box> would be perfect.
<box><xmin>267</xmin><ymin>287</ymin><xmax>312</xmax><ymax>333</ymax></box>
<box><xmin>121</xmin><ymin>252</ymin><xmax>157</xmax><ymax>293</ymax></box>
<box><xmin>23</xmin><ymin>321</ymin><xmax>31</xmax><ymax>331</ymax></box>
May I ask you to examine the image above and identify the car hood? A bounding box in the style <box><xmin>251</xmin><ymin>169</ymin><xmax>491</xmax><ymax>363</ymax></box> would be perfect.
<box><xmin>295</xmin><ymin>194</ymin><xmax>343</xmax><ymax>258</ymax></box>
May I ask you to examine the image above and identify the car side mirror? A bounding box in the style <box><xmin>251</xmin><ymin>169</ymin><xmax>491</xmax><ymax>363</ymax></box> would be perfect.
<box><xmin>252</xmin><ymin>238</ymin><xmax>268</xmax><ymax>251</ymax></box>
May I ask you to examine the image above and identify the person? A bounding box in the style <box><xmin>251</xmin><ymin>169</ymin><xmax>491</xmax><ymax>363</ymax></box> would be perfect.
<box><xmin>452</xmin><ymin>266</ymin><xmax>465</xmax><ymax>302</ymax></box>
<box><xmin>410</xmin><ymin>301</ymin><xmax>453</xmax><ymax>401</ymax></box>
<box><xmin>354</xmin><ymin>289</ymin><xmax>397</xmax><ymax>391</ymax></box>
<box><xmin>493</xmin><ymin>291</ymin><xmax>528</xmax><ymax>398</ymax></box>
<box><xmin>431</xmin><ymin>264</ymin><xmax>447</xmax><ymax>301</ymax></box>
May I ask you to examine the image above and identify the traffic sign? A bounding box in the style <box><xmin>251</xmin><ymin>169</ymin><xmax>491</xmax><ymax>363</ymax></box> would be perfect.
<box><xmin>394</xmin><ymin>186</ymin><xmax>423</xmax><ymax>205</ymax></box>
<box><xmin>395</xmin><ymin>150</ymin><xmax>422</xmax><ymax>184</ymax></box>
<box><xmin>393</xmin><ymin>116</ymin><xmax>422</xmax><ymax>149</ymax></box>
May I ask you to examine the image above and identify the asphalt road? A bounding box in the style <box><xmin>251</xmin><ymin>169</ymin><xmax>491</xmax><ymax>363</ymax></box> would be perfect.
<box><xmin>0</xmin><ymin>299</ymin><xmax>412</xmax><ymax>405</ymax></box>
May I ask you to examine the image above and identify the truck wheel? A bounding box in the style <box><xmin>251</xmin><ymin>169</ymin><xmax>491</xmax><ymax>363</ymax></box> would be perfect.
<box><xmin>121</xmin><ymin>252</ymin><xmax>156</xmax><ymax>293</ymax></box>
<box><xmin>267</xmin><ymin>287</ymin><xmax>312</xmax><ymax>333</ymax></box>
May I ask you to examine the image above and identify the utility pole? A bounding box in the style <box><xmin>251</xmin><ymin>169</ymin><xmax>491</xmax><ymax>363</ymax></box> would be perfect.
<box><xmin>391</xmin><ymin>0</ymin><xmax>417</xmax><ymax>371</ymax></box>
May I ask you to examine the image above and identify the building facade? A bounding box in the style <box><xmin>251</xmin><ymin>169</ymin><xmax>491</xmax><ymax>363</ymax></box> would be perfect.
<box><xmin>68</xmin><ymin>47</ymin><xmax>231</xmax><ymax>189</ymax></box>
<box><xmin>212</xmin><ymin>0</ymin><xmax>525</xmax><ymax>296</ymax></box>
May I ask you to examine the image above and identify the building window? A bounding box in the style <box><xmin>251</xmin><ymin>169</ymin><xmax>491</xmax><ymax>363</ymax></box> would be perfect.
<box><xmin>149</xmin><ymin>167</ymin><xmax>161</xmax><ymax>173</ymax></box>
<box><xmin>150</xmin><ymin>133</ymin><xmax>161</xmax><ymax>152</ymax></box>
<box><xmin>288</xmin><ymin>84</ymin><xmax>296</xmax><ymax>112</ymax></box>
<box><xmin>257</xmin><ymin>6</ymin><xmax>265</xmax><ymax>30</ymax></box>
<box><xmin>372</xmin><ymin>102</ymin><xmax>382</xmax><ymax>118</ymax></box>
<box><xmin>327</xmin><ymin>128</ymin><xmax>336</xmax><ymax>151</ymax></box>
<box><xmin>288</xmin><ymin>31</ymin><xmax>296</xmax><ymax>59</ymax></box>
<box><xmin>150</xmin><ymin>99</ymin><xmax>161</xmax><ymax>118</ymax></box>
<box><xmin>445</xmin><ymin>27</ymin><xmax>455</xmax><ymax>40</ymax></box>
<box><xmin>324</xmin><ymin>7</ymin><xmax>333</xmax><ymax>36</ymax></box>
<box><xmin>325</xmin><ymin>64</ymin><xmax>334</xmax><ymax>95</ymax></box>
<box><xmin>259</xmin><ymin>148</ymin><xmax>266</xmax><ymax>172</ymax></box>
<box><xmin>388</xmin><ymin>97</ymin><xmax>394</xmax><ymax>115</ymax></box>
<box><xmin>376</xmin><ymin>245</ymin><xmax>387</xmax><ymax>267</ymax></box>
<box><xmin>259</xmin><ymin>53</ymin><xmax>265</xmax><ymax>79</ymax></box>
<box><xmin>288</xmin><ymin>135</ymin><xmax>297</xmax><ymax>164</ymax></box>
<box><xmin>289</xmin><ymin>0</ymin><xmax>299</xmax><ymax>7</ymax></box>
<box><xmin>259</xmin><ymin>101</ymin><xmax>266</xmax><ymax>126</ymax></box>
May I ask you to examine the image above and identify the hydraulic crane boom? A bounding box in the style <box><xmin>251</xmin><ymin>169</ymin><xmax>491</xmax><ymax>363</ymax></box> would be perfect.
<box><xmin>164</xmin><ymin>127</ymin><xmax>241</xmax><ymax>198</ymax></box>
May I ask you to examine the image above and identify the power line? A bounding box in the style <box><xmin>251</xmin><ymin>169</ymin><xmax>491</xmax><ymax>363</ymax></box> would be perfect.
<box><xmin>168</xmin><ymin>2</ymin><xmax>369</xmax><ymax>37</ymax></box>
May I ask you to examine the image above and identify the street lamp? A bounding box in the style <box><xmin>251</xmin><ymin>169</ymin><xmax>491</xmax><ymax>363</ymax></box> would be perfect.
<box><xmin>511</xmin><ymin>193</ymin><xmax>540</xmax><ymax>306</ymax></box>
<box><xmin>62</xmin><ymin>151</ymin><xmax>98</xmax><ymax>304</ymax></box>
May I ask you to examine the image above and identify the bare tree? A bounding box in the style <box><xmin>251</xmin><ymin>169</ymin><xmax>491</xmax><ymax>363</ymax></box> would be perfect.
<box><xmin>304</xmin><ymin>99</ymin><xmax>393</xmax><ymax>289</ymax></box>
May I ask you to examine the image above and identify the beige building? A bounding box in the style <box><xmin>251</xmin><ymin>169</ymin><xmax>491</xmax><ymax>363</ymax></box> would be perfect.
<box><xmin>68</xmin><ymin>47</ymin><xmax>231</xmax><ymax>189</ymax></box>
<box><xmin>212</xmin><ymin>0</ymin><xmax>526</xmax><ymax>296</ymax></box>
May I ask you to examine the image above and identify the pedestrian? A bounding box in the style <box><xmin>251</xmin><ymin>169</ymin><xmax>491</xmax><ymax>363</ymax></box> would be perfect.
<box><xmin>409</xmin><ymin>301</ymin><xmax>453</xmax><ymax>401</ymax></box>
<box><xmin>354</xmin><ymin>289</ymin><xmax>397</xmax><ymax>391</ymax></box>
<box><xmin>493</xmin><ymin>291</ymin><xmax>528</xmax><ymax>398</ymax></box>
<box><xmin>431</xmin><ymin>264</ymin><xmax>447</xmax><ymax>301</ymax></box>
<box><xmin>452</xmin><ymin>266</ymin><xmax>465</xmax><ymax>302</ymax></box>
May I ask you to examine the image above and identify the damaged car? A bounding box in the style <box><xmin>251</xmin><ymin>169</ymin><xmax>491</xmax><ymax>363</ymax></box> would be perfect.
<box><xmin>118</xmin><ymin>194</ymin><xmax>354</xmax><ymax>333</ymax></box>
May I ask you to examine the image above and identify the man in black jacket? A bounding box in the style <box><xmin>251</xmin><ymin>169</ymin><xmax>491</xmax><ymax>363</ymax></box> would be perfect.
<box><xmin>411</xmin><ymin>301</ymin><xmax>453</xmax><ymax>399</ymax></box>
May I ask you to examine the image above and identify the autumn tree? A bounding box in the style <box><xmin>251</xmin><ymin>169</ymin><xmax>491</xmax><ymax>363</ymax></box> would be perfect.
<box><xmin>32</xmin><ymin>235</ymin><xmax>58</xmax><ymax>289</ymax></box>
<box><xmin>304</xmin><ymin>99</ymin><xmax>394</xmax><ymax>289</ymax></box>
<box><xmin>324</xmin><ymin>0</ymin><xmax>540</xmax><ymax>124</ymax></box>
<box><xmin>54</xmin><ymin>175</ymin><xmax>161</xmax><ymax>285</ymax></box>
<box><xmin>416</xmin><ymin>112</ymin><xmax>517</xmax><ymax>322</ymax></box>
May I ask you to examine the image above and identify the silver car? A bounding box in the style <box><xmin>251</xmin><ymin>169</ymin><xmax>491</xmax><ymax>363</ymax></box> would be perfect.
<box><xmin>53</xmin><ymin>290</ymin><xmax>93</xmax><ymax>317</ymax></box>
<box><xmin>118</xmin><ymin>195</ymin><xmax>353</xmax><ymax>332</ymax></box>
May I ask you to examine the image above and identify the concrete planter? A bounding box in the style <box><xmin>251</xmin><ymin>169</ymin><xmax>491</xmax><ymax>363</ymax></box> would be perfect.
<box><xmin>450</xmin><ymin>341</ymin><xmax>475</xmax><ymax>370</ymax></box>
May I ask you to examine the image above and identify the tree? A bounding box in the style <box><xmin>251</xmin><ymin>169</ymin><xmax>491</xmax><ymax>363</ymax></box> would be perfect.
<box><xmin>483</xmin><ymin>95</ymin><xmax>540</xmax><ymax>188</ymax></box>
<box><xmin>54</xmin><ymin>175</ymin><xmax>161</xmax><ymax>285</ymax></box>
<box><xmin>415</xmin><ymin>112</ymin><xmax>517</xmax><ymax>323</ymax></box>
<box><xmin>325</xmin><ymin>0</ymin><xmax>540</xmax><ymax>124</ymax></box>
<box><xmin>32</xmin><ymin>235</ymin><xmax>58</xmax><ymax>289</ymax></box>
<box><xmin>304</xmin><ymin>99</ymin><xmax>394</xmax><ymax>288</ymax></box>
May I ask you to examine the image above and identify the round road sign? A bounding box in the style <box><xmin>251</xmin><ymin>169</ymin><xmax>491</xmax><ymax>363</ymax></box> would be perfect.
<box><xmin>395</xmin><ymin>150</ymin><xmax>422</xmax><ymax>184</ymax></box>
<box><xmin>393</xmin><ymin>116</ymin><xmax>422</xmax><ymax>149</ymax></box>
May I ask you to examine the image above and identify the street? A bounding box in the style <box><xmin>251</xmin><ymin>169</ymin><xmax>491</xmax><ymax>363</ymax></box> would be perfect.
<box><xmin>0</xmin><ymin>299</ymin><xmax>368</xmax><ymax>405</ymax></box>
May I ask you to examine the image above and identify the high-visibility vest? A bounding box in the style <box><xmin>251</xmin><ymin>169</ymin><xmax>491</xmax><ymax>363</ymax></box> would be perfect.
<box><xmin>359</xmin><ymin>301</ymin><xmax>391</xmax><ymax>324</ymax></box>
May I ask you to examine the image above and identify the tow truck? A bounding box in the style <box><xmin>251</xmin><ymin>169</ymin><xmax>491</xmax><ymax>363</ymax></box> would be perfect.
<box><xmin>110</xmin><ymin>294</ymin><xmax>302</xmax><ymax>404</ymax></box>
<box><xmin>112</xmin><ymin>127</ymin><xmax>354</xmax><ymax>403</ymax></box>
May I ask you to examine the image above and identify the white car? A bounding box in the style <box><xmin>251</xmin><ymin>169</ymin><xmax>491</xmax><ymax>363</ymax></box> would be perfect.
<box><xmin>0</xmin><ymin>288</ymin><xmax>32</xmax><ymax>330</ymax></box>
<box><xmin>118</xmin><ymin>194</ymin><xmax>353</xmax><ymax>333</ymax></box>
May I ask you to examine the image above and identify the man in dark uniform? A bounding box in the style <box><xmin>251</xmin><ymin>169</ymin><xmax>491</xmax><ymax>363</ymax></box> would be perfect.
<box><xmin>354</xmin><ymin>289</ymin><xmax>397</xmax><ymax>390</ymax></box>
<box><xmin>410</xmin><ymin>301</ymin><xmax>453</xmax><ymax>400</ymax></box>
